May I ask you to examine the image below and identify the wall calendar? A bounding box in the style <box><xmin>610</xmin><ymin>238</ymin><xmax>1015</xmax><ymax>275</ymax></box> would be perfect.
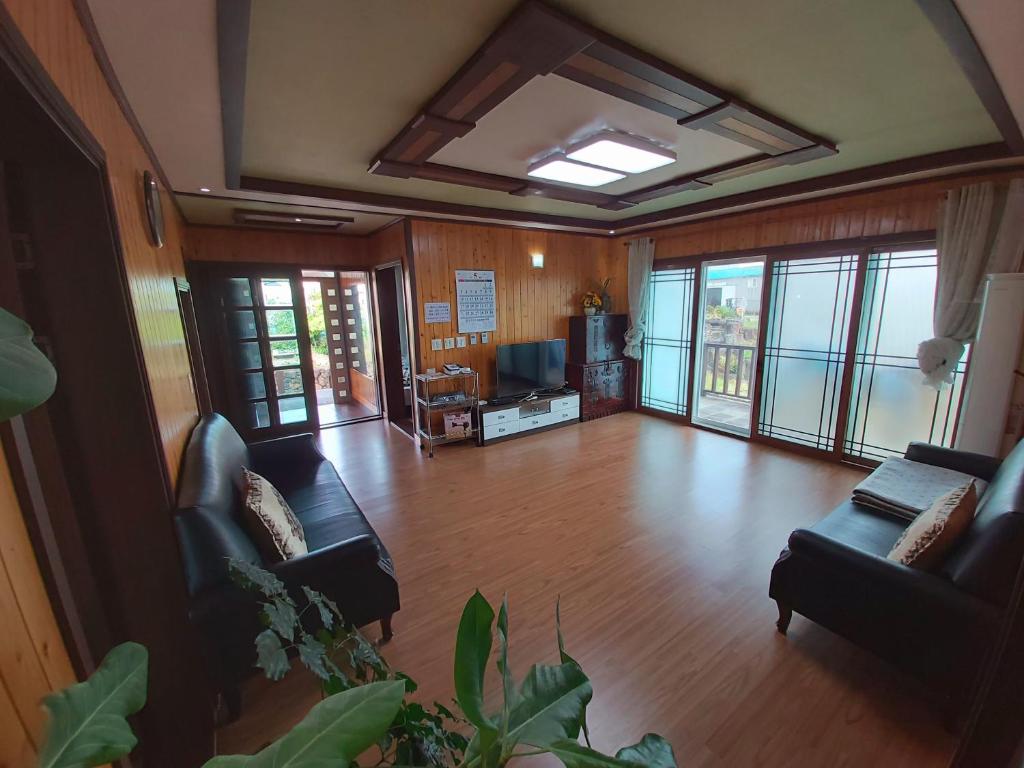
<box><xmin>455</xmin><ymin>269</ymin><xmax>496</xmax><ymax>334</ymax></box>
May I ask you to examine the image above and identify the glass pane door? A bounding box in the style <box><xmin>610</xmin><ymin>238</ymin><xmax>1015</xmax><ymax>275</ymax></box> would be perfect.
<box><xmin>693</xmin><ymin>258</ymin><xmax>764</xmax><ymax>435</ymax></box>
<box><xmin>758</xmin><ymin>255</ymin><xmax>857</xmax><ymax>452</ymax></box>
<box><xmin>844</xmin><ymin>249</ymin><xmax>967</xmax><ymax>461</ymax></box>
<box><xmin>221</xmin><ymin>274</ymin><xmax>315</xmax><ymax>436</ymax></box>
<box><xmin>640</xmin><ymin>267</ymin><xmax>696</xmax><ymax>416</ymax></box>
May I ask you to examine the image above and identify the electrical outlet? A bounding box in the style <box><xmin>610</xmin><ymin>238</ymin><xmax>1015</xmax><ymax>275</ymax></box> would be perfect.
<box><xmin>444</xmin><ymin>337</ymin><xmax>455</xmax><ymax>349</ymax></box>
<box><xmin>456</xmin><ymin>336</ymin><xmax>467</xmax><ymax>348</ymax></box>
<box><xmin>431</xmin><ymin>338</ymin><xmax>442</xmax><ymax>351</ymax></box>
<box><xmin>481</xmin><ymin>332</ymin><xmax>490</xmax><ymax>343</ymax></box>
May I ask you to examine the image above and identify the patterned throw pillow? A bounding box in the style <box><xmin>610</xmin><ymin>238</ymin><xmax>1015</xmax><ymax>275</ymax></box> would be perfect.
<box><xmin>887</xmin><ymin>481</ymin><xmax>977</xmax><ymax>570</ymax></box>
<box><xmin>241</xmin><ymin>468</ymin><xmax>308</xmax><ymax>561</ymax></box>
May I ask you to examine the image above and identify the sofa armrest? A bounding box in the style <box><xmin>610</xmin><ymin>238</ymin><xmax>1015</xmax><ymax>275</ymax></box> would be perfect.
<box><xmin>904</xmin><ymin>441</ymin><xmax>1002</xmax><ymax>482</ymax></box>
<box><xmin>788</xmin><ymin>528</ymin><xmax>992</xmax><ymax>620</ymax></box>
<box><xmin>271</xmin><ymin>534</ymin><xmax>381</xmax><ymax>588</ymax></box>
<box><xmin>248</xmin><ymin>433</ymin><xmax>323</xmax><ymax>473</ymax></box>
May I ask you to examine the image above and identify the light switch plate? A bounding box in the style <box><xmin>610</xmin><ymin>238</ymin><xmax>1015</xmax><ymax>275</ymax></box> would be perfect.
<box><xmin>481</xmin><ymin>332</ymin><xmax>490</xmax><ymax>343</ymax></box>
<box><xmin>444</xmin><ymin>337</ymin><xmax>455</xmax><ymax>349</ymax></box>
<box><xmin>456</xmin><ymin>336</ymin><xmax>467</xmax><ymax>348</ymax></box>
<box><xmin>431</xmin><ymin>338</ymin><xmax>443</xmax><ymax>351</ymax></box>
<box><xmin>470</xmin><ymin>334</ymin><xmax>478</xmax><ymax>345</ymax></box>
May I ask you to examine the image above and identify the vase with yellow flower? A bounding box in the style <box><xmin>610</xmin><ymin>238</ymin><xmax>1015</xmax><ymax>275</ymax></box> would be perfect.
<box><xmin>582</xmin><ymin>290</ymin><xmax>602</xmax><ymax>316</ymax></box>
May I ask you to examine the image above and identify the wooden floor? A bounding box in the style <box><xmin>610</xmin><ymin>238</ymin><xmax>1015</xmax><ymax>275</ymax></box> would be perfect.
<box><xmin>217</xmin><ymin>413</ymin><xmax>958</xmax><ymax>766</ymax></box>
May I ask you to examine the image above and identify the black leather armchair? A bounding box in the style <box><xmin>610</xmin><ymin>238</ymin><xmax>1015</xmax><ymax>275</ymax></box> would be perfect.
<box><xmin>173</xmin><ymin>414</ymin><xmax>400</xmax><ymax>714</ymax></box>
<box><xmin>770</xmin><ymin>439</ymin><xmax>1024</xmax><ymax>706</ymax></box>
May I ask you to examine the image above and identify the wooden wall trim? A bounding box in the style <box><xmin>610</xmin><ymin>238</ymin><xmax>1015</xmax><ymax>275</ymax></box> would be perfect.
<box><xmin>914</xmin><ymin>0</ymin><xmax>1024</xmax><ymax>154</ymax></box>
<box><xmin>185</xmin><ymin>224</ymin><xmax>370</xmax><ymax>266</ymax></box>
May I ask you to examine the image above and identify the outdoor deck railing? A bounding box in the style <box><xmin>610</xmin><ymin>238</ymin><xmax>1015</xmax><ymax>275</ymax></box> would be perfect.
<box><xmin>701</xmin><ymin>342</ymin><xmax>754</xmax><ymax>401</ymax></box>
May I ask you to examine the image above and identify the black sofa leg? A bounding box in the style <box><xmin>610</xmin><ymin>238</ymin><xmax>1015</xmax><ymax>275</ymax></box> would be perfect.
<box><xmin>775</xmin><ymin>602</ymin><xmax>793</xmax><ymax>635</ymax></box>
<box><xmin>380</xmin><ymin>614</ymin><xmax>394</xmax><ymax>643</ymax></box>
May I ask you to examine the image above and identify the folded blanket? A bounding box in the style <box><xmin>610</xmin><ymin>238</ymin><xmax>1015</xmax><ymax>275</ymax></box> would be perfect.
<box><xmin>852</xmin><ymin>457</ymin><xmax>987</xmax><ymax>521</ymax></box>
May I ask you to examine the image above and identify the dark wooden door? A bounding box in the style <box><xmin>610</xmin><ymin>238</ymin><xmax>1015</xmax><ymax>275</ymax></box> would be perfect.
<box><xmin>375</xmin><ymin>264</ymin><xmax>410</xmax><ymax>425</ymax></box>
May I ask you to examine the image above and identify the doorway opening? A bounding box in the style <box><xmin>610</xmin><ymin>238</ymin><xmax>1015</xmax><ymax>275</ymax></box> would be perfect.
<box><xmin>374</xmin><ymin>263</ymin><xmax>414</xmax><ymax>436</ymax></box>
<box><xmin>692</xmin><ymin>258</ymin><xmax>765</xmax><ymax>435</ymax></box>
<box><xmin>302</xmin><ymin>269</ymin><xmax>381</xmax><ymax>428</ymax></box>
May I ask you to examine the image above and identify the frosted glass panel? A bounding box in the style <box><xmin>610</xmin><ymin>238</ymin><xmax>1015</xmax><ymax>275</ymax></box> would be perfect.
<box><xmin>759</xmin><ymin>255</ymin><xmax>856</xmax><ymax>451</ymax></box>
<box><xmin>845</xmin><ymin>250</ymin><xmax>966</xmax><ymax>461</ymax></box>
<box><xmin>641</xmin><ymin>268</ymin><xmax>694</xmax><ymax>416</ymax></box>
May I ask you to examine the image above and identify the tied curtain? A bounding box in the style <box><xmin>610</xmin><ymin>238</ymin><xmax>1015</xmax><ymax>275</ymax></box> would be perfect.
<box><xmin>918</xmin><ymin>179</ymin><xmax>1024</xmax><ymax>387</ymax></box>
<box><xmin>623</xmin><ymin>237</ymin><xmax>655</xmax><ymax>359</ymax></box>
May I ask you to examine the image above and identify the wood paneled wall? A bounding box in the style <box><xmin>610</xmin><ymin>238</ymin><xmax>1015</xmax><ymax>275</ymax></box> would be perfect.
<box><xmin>4</xmin><ymin>0</ymin><xmax>201</xmax><ymax>485</ymax></box>
<box><xmin>623</xmin><ymin>168</ymin><xmax>1024</xmax><ymax>259</ymax></box>
<box><xmin>408</xmin><ymin>220</ymin><xmax>626</xmax><ymax>396</ymax></box>
<box><xmin>185</xmin><ymin>225</ymin><xmax>369</xmax><ymax>267</ymax></box>
<box><xmin>0</xmin><ymin>441</ymin><xmax>77</xmax><ymax>766</ymax></box>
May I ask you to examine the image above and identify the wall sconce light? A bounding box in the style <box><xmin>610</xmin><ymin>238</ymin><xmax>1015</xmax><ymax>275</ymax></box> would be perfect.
<box><xmin>531</xmin><ymin>253</ymin><xmax>544</xmax><ymax>268</ymax></box>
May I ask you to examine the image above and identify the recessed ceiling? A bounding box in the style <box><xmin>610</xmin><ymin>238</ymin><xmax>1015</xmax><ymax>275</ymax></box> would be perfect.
<box><xmin>85</xmin><ymin>0</ymin><xmax>1019</xmax><ymax>234</ymax></box>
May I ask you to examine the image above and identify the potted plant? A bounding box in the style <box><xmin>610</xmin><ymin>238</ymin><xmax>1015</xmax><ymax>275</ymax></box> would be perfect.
<box><xmin>581</xmin><ymin>291</ymin><xmax>602</xmax><ymax>316</ymax></box>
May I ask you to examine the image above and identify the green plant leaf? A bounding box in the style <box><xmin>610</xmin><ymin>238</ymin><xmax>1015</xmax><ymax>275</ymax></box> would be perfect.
<box><xmin>255</xmin><ymin>629</ymin><xmax>290</xmax><ymax>680</ymax></box>
<box><xmin>542</xmin><ymin>740</ymin><xmax>638</xmax><ymax>767</ymax></box>
<box><xmin>0</xmin><ymin>308</ymin><xmax>56</xmax><ymax>422</ymax></box>
<box><xmin>302</xmin><ymin>586</ymin><xmax>339</xmax><ymax>630</ymax></box>
<box><xmin>297</xmin><ymin>634</ymin><xmax>330</xmax><ymax>681</ymax></box>
<box><xmin>556</xmin><ymin>598</ymin><xmax>590</xmax><ymax>747</ymax></box>
<box><xmin>454</xmin><ymin>590</ymin><xmax>495</xmax><ymax>732</ymax></box>
<box><xmin>38</xmin><ymin>641</ymin><xmax>148</xmax><ymax>768</ymax></box>
<box><xmin>264</xmin><ymin>597</ymin><xmax>298</xmax><ymax>641</ymax></box>
<box><xmin>203</xmin><ymin>680</ymin><xmax>405</xmax><ymax>767</ymax></box>
<box><xmin>505</xmin><ymin>662</ymin><xmax>592</xmax><ymax>750</ymax></box>
<box><xmin>615</xmin><ymin>734</ymin><xmax>677</xmax><ymax>767</ymax></box>
<box><xmin>229</xmin><ymin>558</ymin><xmax>286</xmax><ymax>597</ymax></box>
<box><xmin>496</xmin><ymin>595</ymin><xmax>516</xmax><ymax>730</ymax></box>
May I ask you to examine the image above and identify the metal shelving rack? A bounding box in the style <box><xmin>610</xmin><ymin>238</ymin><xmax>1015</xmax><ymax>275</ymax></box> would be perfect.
<box><xmin>415</xmin><ymin>371</ymin><xmax>480</xmax><ymax>457</ymax></box>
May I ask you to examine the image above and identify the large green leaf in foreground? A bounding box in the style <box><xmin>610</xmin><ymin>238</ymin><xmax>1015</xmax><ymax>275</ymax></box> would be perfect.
<box><xmin>39</xmin><ymin>642</ymin><xmax>148</xmax><ymax>768</ymax></box>
<box><xmin>203</xmin><ymin>679</ymin><xmax>405</xmax><ymax>767</ymax></box>
<box><xmin>0</xmin><ymin>307</ymin><xmax>56</xmax><ymax>421</ymax></box>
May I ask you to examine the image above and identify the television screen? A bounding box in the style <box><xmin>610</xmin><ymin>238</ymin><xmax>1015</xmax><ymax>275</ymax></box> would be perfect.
<box><xmin>496</xmin><ymin>339</ymin><xmax>566</xmax><ymax>398</ymax></box>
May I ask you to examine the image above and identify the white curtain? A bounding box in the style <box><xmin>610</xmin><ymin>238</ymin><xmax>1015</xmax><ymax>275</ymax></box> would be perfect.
<box><xmin>623</xmin><ymin>237</ymin><xmax>655</xmax><ymax>360</ymax></box>
<box><xmin>918</xmin><ymin>179</ymin><xmax>1024</xmax><ymax>387</ymax></box>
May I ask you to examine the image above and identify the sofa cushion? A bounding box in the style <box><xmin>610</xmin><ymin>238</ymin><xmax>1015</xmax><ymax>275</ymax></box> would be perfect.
<box><xmin>807</xmin><ymin>500</ymin><xmax>909</xmax><ymax>557</ymax></box>
<box><xmin>887</xmin><ymin>481</ymin><xmax>977</xmax><ymax>569</ymax></box>
<box><xmin>242</xmin><ymin>468</ymin><xmax>308</xmax><ymax>561</ymax></box>
<box><xmin>264</xmin><ymin>456</ymin><xmax>382</xmax><ymax>554</ymax></box>
<box><xmin>940</xmin><ymin>439</ymin><xmax>1024</xmax><ymax>605</ymax></box>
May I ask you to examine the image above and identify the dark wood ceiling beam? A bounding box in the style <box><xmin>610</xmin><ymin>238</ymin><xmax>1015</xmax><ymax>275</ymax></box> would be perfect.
<box><xmin>239</xmin><ymin>175</ymin><xmax>613</xmax><ymax>230</ymax></box>
<box><xmin>216</xmin><ymin>0</ymin><xmax>251</xmax><ymax>189</ymax></box>
<box><xmin>914</xmin><ymin>0</ymin><xmax>1024</xmax><ymax>154</ymax></box>
<box><xmin>616</xmin><ymin>142</ymin><xmax>1013</xmax><ymax>229</ymax></box>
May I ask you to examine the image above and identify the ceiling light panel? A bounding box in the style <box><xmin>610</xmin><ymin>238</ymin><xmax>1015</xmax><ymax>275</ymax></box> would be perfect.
<box><xmin>566</xmin><ymin>132</ymin><xmax>676</xmax><ymax>174</ymax></box>
<box><xmin>527</xmin><ymin>155</ymin><xmax>625</xmax><ymax>187</ymax></box>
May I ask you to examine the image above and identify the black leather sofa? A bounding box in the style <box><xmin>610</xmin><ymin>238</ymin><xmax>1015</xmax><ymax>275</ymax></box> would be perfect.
<box><xmin>174</xmin><ymin>414</ymin><xmax>399</xmax><ymax>713</ymax></box>
<box><xmin>770</xmin><ymin>439</ymin><xmax>1024</xmax><ymax>706</ymax></box>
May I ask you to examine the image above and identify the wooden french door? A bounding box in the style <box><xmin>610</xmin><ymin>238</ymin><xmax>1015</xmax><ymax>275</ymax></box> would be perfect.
<box><xmin>200</xmin><ymin>266</ymin><xmax>318</xmax><ymax>439</ymax></box>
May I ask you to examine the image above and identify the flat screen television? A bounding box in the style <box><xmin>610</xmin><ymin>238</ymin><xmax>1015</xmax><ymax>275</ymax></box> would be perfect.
<box><xmin>496</xmin><ymin>339</ymin><xmax>566</xmax><ymax>398</ymax></box>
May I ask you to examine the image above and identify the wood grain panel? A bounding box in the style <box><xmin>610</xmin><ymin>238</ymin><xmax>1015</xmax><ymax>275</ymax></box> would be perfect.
<box><xmin>0</xmin><ymin>441</ymin><xmax>77</xmax><ymax>762</ymax></box>
<box><xmin>185</xmin><ymin>225</ymin><xmax>369</xmax><ymax>267</ymax></box>
<box><xmin>350</xmin><ymin>370</ymin><xmax>378</xmax><ymax>410</ymax></box>
<box><xmin>625</xmin><ymin>168</ymin><xmax>1024</xmax><ymax>259</ymax></box>
<box><xmin>408</xmin><ymin>220</ymin><xmax>626</xmax><ymax>397</ymax></box>
<box><xmin>4</xmin><ymin>0</ymin><xmax>200</xmax><ymax>485</ymax></box>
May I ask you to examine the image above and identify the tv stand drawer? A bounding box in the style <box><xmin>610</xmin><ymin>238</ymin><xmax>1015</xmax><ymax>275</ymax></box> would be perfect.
<box><xmin>482</xmin><ymin>407</ymin><xmax>517</xmax><ymax>427</ymax></box>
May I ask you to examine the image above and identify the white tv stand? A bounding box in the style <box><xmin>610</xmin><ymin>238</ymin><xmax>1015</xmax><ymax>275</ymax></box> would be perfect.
<box><xmin>479</xmin><ymin>392</ymin><xmax>580</xmax><ymax>444</ymax></box>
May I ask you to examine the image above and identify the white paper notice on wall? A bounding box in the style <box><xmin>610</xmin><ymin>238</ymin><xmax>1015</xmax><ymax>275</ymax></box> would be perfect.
<box><xmin>455</xmin><ymin>269</ymin><xmax>496</xmax><ymax>333</ymax></box>
<box><xmin>424</xmin><ymin>302</ymin><xmax>451</xmax><ymax>323</ymax></box>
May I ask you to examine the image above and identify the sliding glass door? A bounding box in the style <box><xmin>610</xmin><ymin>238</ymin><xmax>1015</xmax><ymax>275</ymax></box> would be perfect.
<box><xmin>639</xmin><ymin>242</ymin><xmax>968</xmax><ymax>464</ymax></box>
<box><xmin>758</xmin><ymin>254</ymin><xmax>857</xmax><ymax>452</ymax></box>
<box><xmin>843</xmin><ymin>248</ymin><xmax>966</xmax><ymax>461</ymax></box>
<box><xmin>693</xmin><ymin>258</ymin><xmax>764</xmax><ymax>436</ymax></box>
